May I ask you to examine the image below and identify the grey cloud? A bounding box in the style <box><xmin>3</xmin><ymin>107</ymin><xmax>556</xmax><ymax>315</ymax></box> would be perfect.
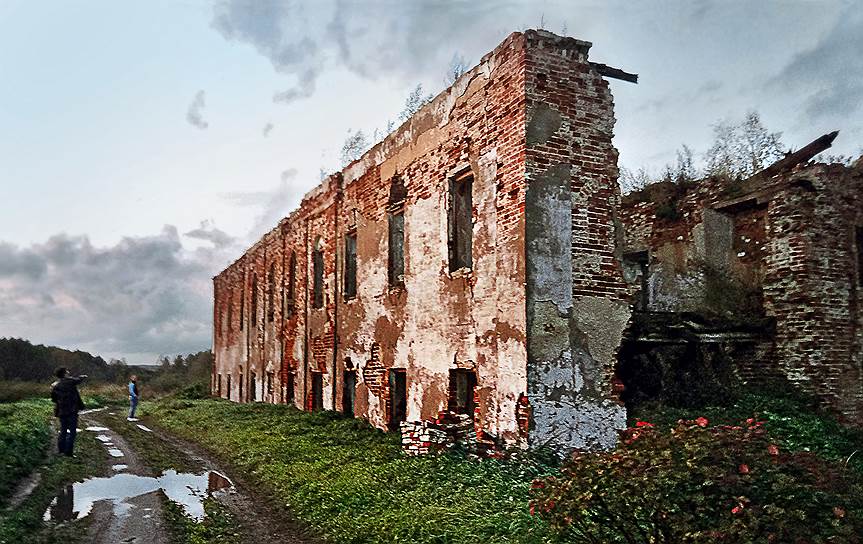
<box><xmin>186</xmin><ymin>90</ymin><xmax>209</xmax><ymax>129</ymax></box>
<box><xmin>210</xmin><ymin>0</ymin><xmax>524</xmax><ymax>104</ymax></box>
<box><xmin>262</xmin><ymin>122</ymin><xmax>274</xmax><ymax>136</ymax></box>
<box><xmin>768</xmin><ymin>8</ymin><xmax>863</xmax><ymax>120</ymax></box>
<box><xmin>184</xmin><ymin>222</ymin><xmax>237</xmax><ymax>249</ymax></box>
<box><xmin>0</xmin><ymin>242</ymin><xmax>48</xmax><ymax>278</ymax></box>
<box><xmin>0</xmin><ymin>226</ymin><xmax>236</xmax><ymax>363</ymax></box>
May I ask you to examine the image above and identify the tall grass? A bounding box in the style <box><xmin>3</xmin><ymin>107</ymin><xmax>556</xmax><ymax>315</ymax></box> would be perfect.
<box><xmin>149</xmin><ymin>399</ymin><xmax>557</xmax><ymax>544</ymax></box>
<box><xmin>0</xmin><ymin>399</ymin><xmax>52</xmax><ymax>502</ymax></box>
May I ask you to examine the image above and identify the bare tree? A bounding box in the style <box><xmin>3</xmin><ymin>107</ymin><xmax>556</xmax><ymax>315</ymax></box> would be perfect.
<box><xmin>399</xmin><ymin>84</ymin><xmax>433</xmax><ymax>122</ymax></box>
<box><xmin>619</xmin><ymin>167</ymin><xmax>652</xmax><ymax>194</ymax></box>
<box><xmin>340</xmin><ymin>129</ymin><xmax>369</xmax><ymax>167</ymax></box>
<box><xmin>705</xmin><ymin>111</ymin><xmax>783</xmax><ymax>179</ymax></box>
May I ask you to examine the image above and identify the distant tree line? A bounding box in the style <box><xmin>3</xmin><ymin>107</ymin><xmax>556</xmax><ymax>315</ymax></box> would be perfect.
<box><xmin>0</xmin><ymin>337</ymin><xmax>212</xmax><ymax>393</ymax></box>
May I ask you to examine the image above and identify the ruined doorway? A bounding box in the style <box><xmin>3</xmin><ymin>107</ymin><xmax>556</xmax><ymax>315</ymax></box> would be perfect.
<box><xmin>250</xmin><ymin>372</ymin><xmax>257</xmax><ymax>402</ymax></box>
<box><xmin>227</xmin><ymin>375</ymin><xmax>231</xmax><ymax>400</ymax></box>
<box><xmin>448</xmin><ymin>369</ymin><xmax>476</xmax><ymax>416</ymax></box>
<box><xmin>388</xmin><ymin>369</ymin><xmax>407</xmax><ymax>430</ymax></box>
<box><xmin>310</xmin><ymin>372</ymin><xmax>324</xmax><ymax>411</ymax></box>
<box><xmin>342</xmin><ymin>369</ymin><xmax>356</xmax><ymax>416</ymax></box>
<box><xmin>238</xmin><ymin>372</ymin><xmax>243</xmax><ymax>401</ymax></box>
<box><xmin>286</xmin><ymin>372</ymin><xmax>295</xmax><ymax>404</ymax></box>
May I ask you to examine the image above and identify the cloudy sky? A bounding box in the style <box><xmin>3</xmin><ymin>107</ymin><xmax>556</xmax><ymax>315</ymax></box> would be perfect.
<box><xmin>1</xmin><ymin>0</ymin><xmax>860</xmax><ymax>364</ymax></box>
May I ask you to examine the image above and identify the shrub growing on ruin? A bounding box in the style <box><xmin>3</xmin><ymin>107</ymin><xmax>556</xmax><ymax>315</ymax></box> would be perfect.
<box><xmin>530</xmin><ymin>417</ymin><xmax>863</xmax><ymax>543</ymax></box>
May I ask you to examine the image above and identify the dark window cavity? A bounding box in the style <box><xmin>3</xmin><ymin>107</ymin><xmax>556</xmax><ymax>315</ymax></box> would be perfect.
<box><xmin>344</xmin><ymin>232</ymin><xmax>357</xmax><ymax>300</ymax></box>
<box><xmin>313</xmin><ymin>248</ymin><xmax>324</xmax><ymax>309</ymax></box>
<box><xmin>311</xmin><ymin>372</ymin><xmax>324</xmax><ymax>411</ymax></box>
<box><xmin>227</xmin><ymin>375</ymin><xmax>232</xmax><ymax>400</ymax></box>
<box><xmin>388</xmin><ymin>369</ymin><xmax>407</xmax><ymax>430</ymax></box>
<box><xmin>448</xmin><ymin>369</ymin><xmax>476</xmax><ymax>416</ymax></box>
<box><xmin>267</xmin><ymin>371</ymin><xmax>274</xmax><ymax>397</ymax></box>
<box><xmin>286</xmin><ymin>372</ymin><xmax>295</xmax><ymax>403</ymax></box>
<box><xmin>250</xmin><ymin>372</ymin><xmax>257</xmax><ymax>401</ymax></box>
<box><xmin>342</xmin><ymin>369</ymin><xmax>356</xmax><ymax>416</ymax></box>
<box><xmin>388</xmin><ymin>212</ymin><xmax>405</xmax><ymax>286</ymax></box>
<box><xmin>447</xmin><ymin>171</ymin><xmax>473</xmax><ymax>272</ymax></box>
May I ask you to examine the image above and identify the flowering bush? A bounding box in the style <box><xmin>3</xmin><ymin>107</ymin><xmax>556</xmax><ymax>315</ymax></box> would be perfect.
<box><xmin>530</xmin><ymin>417</ymin><xmax>863</xmax><ymax>543</ymax></box>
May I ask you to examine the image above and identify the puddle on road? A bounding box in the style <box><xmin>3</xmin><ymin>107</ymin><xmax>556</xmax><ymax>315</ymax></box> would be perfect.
<box><xmin>107</xmin><ymin>449</ymin><xmax>124</xmax><ymax>458</ymax></box>
<box><xmin>43</xmin><ymin>470</ymin><xmax>233</xmax><ymax>523</ymax></box>
<box><xmin>136</xmin><ymin>424</ymin><xmax>153</xmax><ymax>432</ymax></box>
<box><xmin>112</xmin><ymin>464</ymin><xmax>128</xmax><ymax>471</ymax></box>
<box><xmin>85</xmin><ymin>426</ymin><xmax>109</xmax><ymax>432</ymax></box>
<box><xmin>96</xmin><ymin>435</ymin><xmax>112</xmax><ymax>443</ymax></box>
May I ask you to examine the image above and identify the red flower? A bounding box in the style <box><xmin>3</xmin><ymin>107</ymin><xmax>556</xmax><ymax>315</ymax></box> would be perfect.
<box><xmin>738</xmin><ymin>464</ymin><xmax>750</xmax><ymax>474</ymax></box>
<box><xmin>767</xmin><ymin>444</ymin><xmax>779</xmax><ymax>456</ymax></box>
<box><xmin>746</xmin><ymin>417</ymin><xmax>754</xmax><ymax>425</ymax></box>
<box><xmin>529</xmin><ymin>504</ymin><xmax>536</xmax><ymax>516</ymax></box>
<box><xmin>635</xmin><ymin>421</ymin><xmax>654</xmax><ymax>428</ymax></box>
<box><xmin>731</xmin><ymin>505</ymin><xmax>743</xmax><ymax>515</ymax></box>
<box><xmin>695</xmin><ymin>417</ymin><xmax>709</xmax><ymax>428</ymax></box>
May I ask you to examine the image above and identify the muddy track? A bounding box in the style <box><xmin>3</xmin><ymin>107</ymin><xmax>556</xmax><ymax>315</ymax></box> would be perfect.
<box><xmin>75</xmin><ymin>408</ymin><xmax>317</xmax><ymax>544</ymax></box>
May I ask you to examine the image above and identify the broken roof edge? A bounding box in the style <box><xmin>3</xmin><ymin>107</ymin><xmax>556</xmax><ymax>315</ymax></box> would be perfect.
<box><xmin>219</xmin><ymin>29</ymin><xmax>627</xmax><ymax>278</ymax></box>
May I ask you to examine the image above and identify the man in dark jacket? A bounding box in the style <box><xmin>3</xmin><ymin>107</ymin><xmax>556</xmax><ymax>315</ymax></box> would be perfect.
<box><xmin>50</xmin><ymin>367</ymin><xmax>87</xmax><ymax>457</ymax></box>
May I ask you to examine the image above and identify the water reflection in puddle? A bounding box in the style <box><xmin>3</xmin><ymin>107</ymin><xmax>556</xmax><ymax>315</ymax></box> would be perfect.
<box><xmin>85</xmin><ymin>426</ymin><xmax>109</xmax><ymax>432</ymax></box>
<box><xmin>107</xmin><ymin>449</ymin><xmax>124</xmax><ymax>458</ymax></box>
<box><xmin>43</xmin><ymin>470</ymin><xmax>233</xmax><ymax>522</ymax></box>
<box><xmin>112</xmin><ymin>464</ymin><xmax>128</xmax><ymax>471</ymax></box>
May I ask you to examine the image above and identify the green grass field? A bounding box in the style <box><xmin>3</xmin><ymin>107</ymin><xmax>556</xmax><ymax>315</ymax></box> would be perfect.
<box><xmin>147</xmin><ymin>399</ymin><xmax>557</xmax><ymax>544</ymax></box>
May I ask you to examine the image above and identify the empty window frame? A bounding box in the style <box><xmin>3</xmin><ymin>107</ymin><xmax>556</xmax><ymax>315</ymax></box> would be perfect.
<box><xmin>227</xmin><ymin>375</ymin><xmax>232</xmax><ymax>400</ymax></box>
<box><xmin>313</xmin><ymin>248</ymin><xmax>324</xmax><ymax>309</ymax></box>
<box><xmin>310</xmin><ymin>372</ymin><xmax>324</xmax><ymax>411</ymax></box>
<box><xmin>388</xmin><ymin>369</ymin><xmax>407</xmax><ymax>430</ymax></box>
<box><xmin>388</xmin><ymin>212</ymin><xmax>405</xmax><ymax>286</ymax></box>
<box><xmin>250</xmin><ymin>372</ymin><xmax>257</xmax><ymax>401</ymax></box>
<box><xmin>216</xmin><ymin>374</ymin><xmax>222</xmax><ymax>397</ymax></box>
<box><xmin>238</xmin><ymin>372</ymin><xmax>244</xmax><ymax>401</ymax></box>
<box><xmin>447</xmin><ymin>171</ymin><xmax>473</xmax><ymax>272</ymax></box>
<box><xmin>344</xmin><ymin>232</ymin><xmax>358</xmax><ymax>300</ymax></box>
<box><xmin>267</xmin><ymin>371</ymin><xmax>274</xmax><ymax>397</ymax></box>
<box><xmin>267</xmin><ymin>262</ymin><xmax>276</xmax><ymax>322</ymax></box>
<box><xmin>285</xmin><ymin>372</ymin><xmax>295</xmax><ymax>404</ymax></box>
<box><xmin>448</xmin><ymin>369</ymin><xmax>477</xmax><ymax>416</ymax></box>
<box><xmin>342</xmin><ymin>369</ymin><xmax>356</xmax><ymax>417</ymax></box>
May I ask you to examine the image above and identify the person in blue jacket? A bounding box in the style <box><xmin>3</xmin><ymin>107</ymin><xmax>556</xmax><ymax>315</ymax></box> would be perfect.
<box><xmin>127</xmin><ymin>375</ymin><xmax>139</xmax><ymax>421</ymax></box>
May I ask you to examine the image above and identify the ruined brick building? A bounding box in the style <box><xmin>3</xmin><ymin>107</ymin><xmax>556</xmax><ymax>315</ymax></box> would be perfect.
<box><xmin>212</xmin><ymin>30</ymin><xmax>636</xmax><ymax>452</ymax></box>
<box><xmin>212</xmin><ymin>29</ymin><xmax>863</xmax><ymax>453</ymax></box>
<box><xmin>618</xmin><ymin>133</ymin><xmax>863</xmax><ymax>422</ymax></box>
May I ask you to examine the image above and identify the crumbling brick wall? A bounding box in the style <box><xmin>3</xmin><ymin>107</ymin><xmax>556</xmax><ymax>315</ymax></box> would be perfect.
<box><xmin>523</xmin><ymin>31</ymin><xmax>631</xmax><ymax>451</ymax></box>
<box><xmin>213</xmin><ymin>30</ymin><xmax>633</xmax><ymax>452</ymax></box>
<box><xmin>619</xmin><ymin>162</ymin><xmax>863</xmax><ymax>422</ymax></box>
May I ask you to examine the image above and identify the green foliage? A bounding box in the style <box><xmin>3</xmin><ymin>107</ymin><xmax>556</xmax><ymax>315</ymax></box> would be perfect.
<box><xmin>633</xmin><ymin>391</ymin><xmax>863</xmax><ymax>474</ymax></box>
<box><xmin>531</xmin><ymin>417</ymin><xmax>863</xmax><ymax>543</ymax></box>
<box><xmin>0</xmin><ymin>399</ymin><xmax>52</xmax><ymax>501</ymax></box>
<box><xmin>0</xmin><ymin>401</ymin><xmax>107</xmax><ymax>543</ymax></box>
<box><xmin>149</xmin><ymin>399</ymin><xmax>556</xmax><ymax>544</ymax></box>
<box><xmin>162</xmin><ymin>497</ymin><xmax>241</xmax><ymax>544</ymax></box>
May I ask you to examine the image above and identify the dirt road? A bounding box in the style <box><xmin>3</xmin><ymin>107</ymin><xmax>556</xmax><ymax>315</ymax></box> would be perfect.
<box><xmin>41</xmin><ymin>407</ymin><xmax>315</xmax><ymax>544</ymax></box>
